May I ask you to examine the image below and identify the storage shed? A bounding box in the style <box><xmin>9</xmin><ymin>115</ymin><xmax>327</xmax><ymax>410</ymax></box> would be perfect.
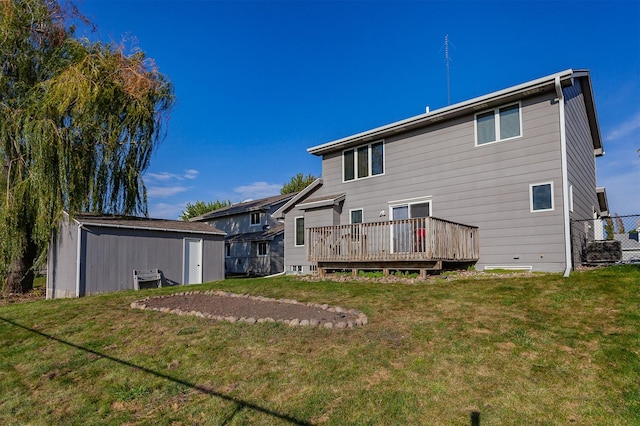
<box><xmin>46</xmin><ymin>212</ymin><xmax>226</xmax><ymax>299</ymax></box>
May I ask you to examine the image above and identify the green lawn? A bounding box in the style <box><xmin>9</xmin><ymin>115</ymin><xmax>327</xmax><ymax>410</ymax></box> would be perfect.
<box><xmin>1</xmin><ymin>265</ymin><xmax>639</xmax><ymax>425</ymax></box>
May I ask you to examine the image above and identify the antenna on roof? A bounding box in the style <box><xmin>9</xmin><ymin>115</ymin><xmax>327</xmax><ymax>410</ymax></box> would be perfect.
<box><xmin>441</xmin><ymin>35</ymin><xmax>456</xmax><ymax>105</ymax></box>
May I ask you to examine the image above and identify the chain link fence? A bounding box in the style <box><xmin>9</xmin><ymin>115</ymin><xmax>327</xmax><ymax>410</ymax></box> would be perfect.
<box><xmin>571</xmin><ymin>214</ymin><xmax>640</xmax><ymax>267</ymax></box>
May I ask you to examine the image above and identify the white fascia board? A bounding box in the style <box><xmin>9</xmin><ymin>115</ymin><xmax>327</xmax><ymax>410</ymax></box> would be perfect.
<box><xmin>308</xmin><ymin>69</ymin><xmax>578</xmax><ymax>155</ymax></box>
<box><xmin>297</xmin><ymin>193</ymin><xmax>346</xmax><ymax>210</ymax></box>
<box><xmin>272</xmin><ymin>178</ymin><xmax>323</xmax><ymax>219</ymax></box>
<box><xmin>65</xmin><ymin>210</ymin><xmax>226</xmax><ymax>236</ymax></box>
<box><xmin>596</xmin><ymin>187</ymin><xmax>609</xmax><ymax>217</ymax></box>
<box><xmin>77</xmin><ymin>220</ymin><xmax>226</xmax><ymax>236</ymax></box>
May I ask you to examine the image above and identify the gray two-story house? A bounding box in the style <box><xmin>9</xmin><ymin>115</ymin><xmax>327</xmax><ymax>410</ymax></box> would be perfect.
<box><xmin>275</xmin><ymin>69</ymin><xmax>608</xmax><ymax>275</ymax></box>
<box><xmin>191</xmin><ymin>193</ymin><xmax>297</xmax><ymax>276</ymax></box>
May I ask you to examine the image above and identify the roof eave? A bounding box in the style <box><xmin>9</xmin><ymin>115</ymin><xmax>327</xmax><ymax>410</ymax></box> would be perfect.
<box><xmin>272</xmin><ymin>178</ymin><xmax>323</xmax><ymax>219</ymax></box>
<box><xmin>298</xmin><ymin>193</ymin><xmax>346</xmax><ymax>210</ymax></box>
<box><xmin>574</xmin><ymin>72</ymin><xmax>604</xmax><ymax>156</ymax></box>
<box><xmin>596</xmin><ymin>187</ymin><xmax>609</xmax><ymax>217</ymax></box>
<box><xmin>307</xmin><ymin>69</ymin><xmax>579</xmax><ymax>156</ymax></box>
<box><xmin>76</xmin><ymin>219</ymin><xmax>226</xmax><ymax>236</ymax></box>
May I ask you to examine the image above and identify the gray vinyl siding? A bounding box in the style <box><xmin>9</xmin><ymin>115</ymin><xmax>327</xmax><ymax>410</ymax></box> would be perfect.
<box><xmin>225</xmin><ymin>240</ymin><xmax>279</xmax><ymax>276</ymax></box>
<box><xmin>46</xmin><ymin>218</ymin><xmax>79</xmax><ymax>299</ymax></box>
<box><xmin>565</xmin><ymin>81</ymin><xmax>598</xmax><ymax>220</ymax></box>
<box><xmin>47</xmin><ymin>222</ymin><xmax>224</xmax><ymax>298</ymax></box>
<box><xmin>282</xmin><ymin>192</ymin><xmax>343</xmax><ymax>273</ymax></box>
<box><xmin>80</xmin><ymin>227</ymin><xmax>223</xmax><ymax>296</ymax></box>
<box><xmin>206</xmin><ymin>205</ymin><xmax>283</xmax><ymax>235</ymax></box>
<box><xmin>269</xmin><ymin>234</ymin><xmax>285</xmax><ymax>274</ymax></box>
<box><xmin>284</xmin><ymin>208</ymin><xmax>310</xmax><ymax>272</ymax></box>
<box><xmin>208</xmin><ymin>204</ymin><xmax>287</xmax><ymax>276</ymax></box>
<box><xmin>208</xmin><ymin>215</ymin><xmax>264</xmax><ymax>235</ymax></box>
<box><xmin>311</xmin><ymin>92</ymin><xmax>568</xmax><ymax>272</ymax></box>
<box><xmin>564</xmin><ymin>80</ymin><xmax>600</xmax><ymax>267</ymax></box>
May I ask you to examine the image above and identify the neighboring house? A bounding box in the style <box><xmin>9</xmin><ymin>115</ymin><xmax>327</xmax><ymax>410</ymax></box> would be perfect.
<box><xmin>275</xmin><ymin>69</ymin><xmax>608</xmax><ymax>274</ymax></box>
<box><xmin>190</xmin><ymin>193</ymin><xmax>297</xmax><ymax>276</ymax></box>
<box><xmin>47</xmin><ymin>212</ymin><xmax>226</xmax><ymax>299</ymax></box>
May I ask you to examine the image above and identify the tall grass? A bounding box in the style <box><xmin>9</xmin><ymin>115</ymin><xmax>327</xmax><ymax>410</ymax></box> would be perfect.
<box><xmin>1</xmin><ymin>265</ymin><xmax>638</xmax><ymax>424</ymax></box>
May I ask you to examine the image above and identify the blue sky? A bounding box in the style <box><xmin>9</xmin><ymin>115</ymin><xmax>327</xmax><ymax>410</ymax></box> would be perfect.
<box><xmin>77</xmin><ymin>0</ymin><xmax>640</xmax><ymax>219</ymax></box>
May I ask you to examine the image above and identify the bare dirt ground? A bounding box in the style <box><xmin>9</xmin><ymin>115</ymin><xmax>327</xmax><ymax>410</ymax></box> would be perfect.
<box><xmin>141</xmin><ymin>292</ymin><xmax>360</xmax><ymax>324</ymax></box>
<box><xmin>0</xmin><ymin>287</ymin><xmax>45</xmax><ymax>306</ymax></box>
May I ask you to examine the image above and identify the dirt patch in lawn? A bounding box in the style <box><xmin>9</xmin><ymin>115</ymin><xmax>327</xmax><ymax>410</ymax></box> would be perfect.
<box><xmin>132</xmin><ymin>291</ymin><xmax>367</xmax><ymax>328</ymax></box>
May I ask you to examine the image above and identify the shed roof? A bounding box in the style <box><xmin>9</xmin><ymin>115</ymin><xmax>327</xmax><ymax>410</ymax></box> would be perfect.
<box><xmin>71</xmin><ymin>213</ymin><xmax>225</xmax><ymax>236</ymax></box>
<box><xmin>189</xmin><ymin>192</ymin><xmax>298</xmax><ymax>222</ymax></box>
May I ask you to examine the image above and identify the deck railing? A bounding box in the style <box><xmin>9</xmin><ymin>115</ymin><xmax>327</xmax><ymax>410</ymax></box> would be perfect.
<box><xmin>307</xmin><ymin>217</ymin><xmax>479</xmax><ymax>263</ymax></box>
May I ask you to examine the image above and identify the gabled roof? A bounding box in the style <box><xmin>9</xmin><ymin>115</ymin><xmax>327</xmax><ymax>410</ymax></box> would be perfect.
<box><xmin>297</xmin><ymin>193</ymin><xmax>346</xmax><ymax>210</ymax></box>
<box><xmin>225</xmin><ymin>223</ymin><xmax>284</xmax><ymax>243</ymax></box>
<box><xmin>272</xmin><ymin>178</ymin><xmax>323</xmax><ymax>219</ymax></box>
<box><xmin>307</xmin><ymin>69</ymin><xmax>603</xmax><ymax>157</ymax></box>
<box><xmin>189</xmin><ymin>192</ymin><xmax>297</xmax><ymax>222</ymax></box>
<box><xmin>70</xmin><ymin>213</ymin><xmax>225</xmax><ymax>236</ymax></box>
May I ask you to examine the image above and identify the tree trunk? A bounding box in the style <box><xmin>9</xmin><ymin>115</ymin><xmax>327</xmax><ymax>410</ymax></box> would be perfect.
<box><xmin>4</xmin><ymin>239</ymin><xmax>37</xmax><ymax>294</ymax></box>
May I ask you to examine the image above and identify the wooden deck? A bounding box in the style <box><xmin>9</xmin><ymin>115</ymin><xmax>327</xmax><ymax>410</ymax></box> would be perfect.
<box><xmin>307</xmin><ymin>217</ymin><xmax>479</xmax><ymax>276</ymax></box>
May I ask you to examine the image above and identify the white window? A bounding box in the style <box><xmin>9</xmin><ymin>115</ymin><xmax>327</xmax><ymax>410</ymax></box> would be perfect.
<box><xmin>569</xmin><ymin>184</ymin><xmax>574</xmax><ymax>213</ymax></box>
<box><xmin>343</xmin><ymin>141</ymin><xmax>384</xmax><ymax>181</ymax></box>
<box><xmin>295</xmin><ymin>216</ymin><xmax>305</xmax><ymax>246</ymax></box>
<box><xmin>389</xmin><ymin>199</ymin><xmax>432</xmax><ymax>220</ymax></box>
<box><xmin>475</xmin><ymin>103</ymin><xmax>522</xmax><ymax>146</ymax></box>
<box><xmin>290</xmin><ymin>265</ymin><xmax>303</xmax><ymax>273</ymax></box>
<box><xmin>530</xmin><ymin>182</ymin><xmax>554</xmax><ymax>212</ymax></box>
<box><xmin>388</xmin><ymin>198</ymin><xmax>432</xmax><ymax>254</ymax></box>
<box><xmin>250</xmin><ymin>212</ymin><xmax>262</xmax><ymax>226</ymax></box>
<box><xmin>257</xmin><ymin>242</ymin><xmax>268</xmax><ymax>256</ymax></box>
<box><xmin>350</xmin><ymin>209</ymin><xmax>363</xmax><ymax>224</ymax></box>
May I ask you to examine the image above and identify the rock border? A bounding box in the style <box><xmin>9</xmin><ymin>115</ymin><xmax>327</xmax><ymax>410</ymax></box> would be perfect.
<box><xmin>130</xmin><ymin>290</ymin><xmax>368</xmax><ymax>329</ymax></box>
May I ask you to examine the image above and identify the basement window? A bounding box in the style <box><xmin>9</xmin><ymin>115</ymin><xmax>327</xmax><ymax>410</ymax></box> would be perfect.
<box><xmin>257</xmin><ymin>242</ymin><xmax>268</xmax><ymax>256</ymax></box>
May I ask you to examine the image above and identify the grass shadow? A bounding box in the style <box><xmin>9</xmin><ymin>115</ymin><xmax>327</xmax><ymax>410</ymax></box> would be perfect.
<box><xmin>0</xmin><ymin>316</ymin><xmax>312</xmax><ymax>425</ymax></box>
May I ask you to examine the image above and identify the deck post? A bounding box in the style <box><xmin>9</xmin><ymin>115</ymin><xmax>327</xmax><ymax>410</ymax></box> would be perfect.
<box><xmin>318</xmin><ymin>267</ymin><xmax>325</xmax><ymax>279</ymax></box>
<box><xmin>352</xmin><ymin>268</ymin><xmax>358</xmax><ymax>277</ymax></box>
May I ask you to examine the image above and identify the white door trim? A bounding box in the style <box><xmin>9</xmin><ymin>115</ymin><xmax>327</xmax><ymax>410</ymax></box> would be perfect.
<box><xmin>183</xmin><ymin>238</ymin><xmax>203</xmax><ymax>284</ymax></box>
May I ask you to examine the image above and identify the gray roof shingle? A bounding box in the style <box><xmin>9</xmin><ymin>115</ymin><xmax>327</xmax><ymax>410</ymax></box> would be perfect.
<box><xmin>189</xmin><ymin>193</ymin><xmax>298</xmax><ymax>221</ymax></box>
<box><xmin>72</xmin><ymin>213</ymin><xmax>225</xmax><ymax>235</ymax></box>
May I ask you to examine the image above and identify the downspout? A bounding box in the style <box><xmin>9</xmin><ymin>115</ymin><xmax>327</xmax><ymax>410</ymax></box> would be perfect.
<box><xmin>555</xmin><ymin>76</ymin><xmax>572</xmax><ymax>277</ymax></box>
<box><xmin>75</xmin><ymin>223</ymin><xmax>83</xmax><ymax>297</ymax></box>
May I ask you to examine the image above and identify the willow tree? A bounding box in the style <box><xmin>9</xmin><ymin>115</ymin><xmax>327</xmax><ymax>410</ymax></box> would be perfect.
<box><xmin>0</xmin><ymin>0</ymin><xmax>174</xmax><ymax>293</ymax></box>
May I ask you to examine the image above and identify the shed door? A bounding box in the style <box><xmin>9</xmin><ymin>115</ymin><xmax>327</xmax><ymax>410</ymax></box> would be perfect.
<box><xmin>183</xmin><ymin>238</ymin><xmax>203</xmax><ymax>284</ymax></box>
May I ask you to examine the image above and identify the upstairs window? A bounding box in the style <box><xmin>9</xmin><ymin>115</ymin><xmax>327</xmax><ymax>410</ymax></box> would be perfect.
<box><xmin>476</xmin><ymin>103</ymin><xmax>521</xmax><ymax>145</ymax></box>
<box><xmin>343</xmin><ymin>141</ymin><xmax>384</xmax><ymax>181</ymax></box>
<box><xmin>250</xmin><ymin>212</ymin><xmax>262</xmax><ymax>226</ymax></box>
